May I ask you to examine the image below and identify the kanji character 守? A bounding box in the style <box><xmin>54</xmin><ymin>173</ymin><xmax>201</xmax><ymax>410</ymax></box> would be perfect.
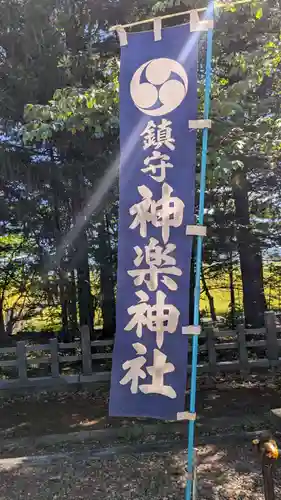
<box><xmin>142</xmin><ymin>150</ymin><xmax>173</xmax><ymax>183</ymax></box>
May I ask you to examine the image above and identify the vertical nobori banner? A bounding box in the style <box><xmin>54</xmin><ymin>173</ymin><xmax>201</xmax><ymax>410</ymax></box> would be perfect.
<box><xmin>110</xmin><ymin>23</ymin><xmax>198</xmax><ymax>420</ymax></box>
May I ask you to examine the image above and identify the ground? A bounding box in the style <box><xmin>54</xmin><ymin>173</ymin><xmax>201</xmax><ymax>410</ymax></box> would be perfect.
<box><xmin>1</xmin><ymin>373</ymin><xmax>281</xmax><ymax>439</ymax></box>
<box><xmin>0</xmin><ymin>442</ymin><xmax>279</xmax><ymax>499</ymax></box>
<box><xmin>0</xmin><ymin>372</ymin><xmax>280</xmax><ymax>498</ymax></box>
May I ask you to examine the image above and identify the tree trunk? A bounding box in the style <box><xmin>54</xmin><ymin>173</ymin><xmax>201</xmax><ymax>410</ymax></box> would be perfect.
<box><xmin>50</xmin><ymin>164</ymin><xmax>70</xmax><ymax>338</ymax></box>
<box><xmin>98</xmin><ymin>214</ymin><xmax>116</xmax><ymax>338</ymax></box>
<box><xmin>228</xmin><ymin>252</ymin><xmax>236</xmax><ymax>329</ymax></box>
<box><xmin>0</xmin><ymin>300</ymin><xmax>8</xmax><ymax>343</ymax></box>
<box><xmin>232</xmin><ymin>170</ymin><xmax>266</xmax><ymax>328</ymax></box>
<box><xmin>268</xmin><ymin>264</ymin><xmax>273</xmax><ymax>310</ymax></box>
<box><xmin>59</xmin><ymin>270</ymin><xmax>69</xmax><ymax>341</ymax></box>
<box><xmin>201</xmin><ymin>267</ymin><xmax>217</xmax><ymax>322</ymax></box>
<box><xmin>68</xmin><ymin>270</ymin><xmax>78</xmax><ymax>339</ymax></box>
<box><xmin>70</xmin><ymin>166</ymin><xmax>94</xmax><ymax>336</ymax></box>
<box><xmin>76</xmin><ymin>229</ymin><xmax>94</xmax><ymax>334</ymax></box>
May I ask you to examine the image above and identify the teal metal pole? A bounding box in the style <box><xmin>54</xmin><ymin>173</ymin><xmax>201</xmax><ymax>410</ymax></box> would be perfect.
<box><xmin>185</xmin><ymin>4</ymin><xmax>214</xmax><ymax>499</ymax></box>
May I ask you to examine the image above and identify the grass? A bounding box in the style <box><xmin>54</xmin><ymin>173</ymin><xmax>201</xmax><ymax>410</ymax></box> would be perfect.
<box><xmin>198</xmin><ymin>263</ymin><xmax>281</xmax><ymax>317</ymax></box>
<box><xmin>5</xmin><ymin>264</ymin><xmax>281</xmax><ymax>333</ymax></box>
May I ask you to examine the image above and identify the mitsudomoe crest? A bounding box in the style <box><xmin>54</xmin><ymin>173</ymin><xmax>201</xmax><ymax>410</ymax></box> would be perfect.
<box><xmin>130</xmin><ymin>58</ymin><xmax>188</xmax><ymax>116</ymax></box>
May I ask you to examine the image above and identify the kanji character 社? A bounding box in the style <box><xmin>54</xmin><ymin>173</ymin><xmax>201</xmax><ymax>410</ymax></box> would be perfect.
<box><xmin>120</xmin><ymin>343</ymin><xmax>147</xmax><ymax>394</ymax></box>
<box><xmin>129</xmin><ymin>183</ymin><xmax>185</xmax><ymax>243</ymax></box>
<box><xmin>139</xmin><ymin>348</ymin><xmax>177</xmax><ymax>399</ymax></box>
<box><xmin>127</xmin><ymin>237</ymin><xmax>182</xmax><ymax>291</ymax></box>
<box><xmin>120</xmin><ymin>344</ymin><xmax>177</xmax><ymax>399</ymax></box>
<box><xmin>125</xmin><ymin>290</ymin><xmax>180</xmax><ymax>348</ymax></box>
<box><xmin>142</xmin><ymin>150</ymin><xmax>173</xmax><ymax>183</ymax></box>
<box><xmin>140</xmin><ymin>119</ymin><xmax>175</xmax><ymax>151</ymax></box>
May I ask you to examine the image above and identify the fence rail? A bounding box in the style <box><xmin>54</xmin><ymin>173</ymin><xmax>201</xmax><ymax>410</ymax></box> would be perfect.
<box><xmin>0</xmin><ymin>311</ymin><xmax>280</xmax><ymax>391</ymax></box>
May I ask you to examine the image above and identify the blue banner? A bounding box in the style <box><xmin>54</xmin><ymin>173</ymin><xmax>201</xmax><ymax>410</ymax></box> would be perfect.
<box><xmin>109</xmin><ymin>23</ymin><xmax>198</xmax><ymax>420</ymax></box>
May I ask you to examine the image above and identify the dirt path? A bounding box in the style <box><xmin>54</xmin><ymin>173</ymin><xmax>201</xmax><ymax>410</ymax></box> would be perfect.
<box><xmin>0</xmin><ymin>373</ymin><xmax>280</xmax><ymax>499</ymax></box>
<box><xmin>0</xmin><ymin>373</ymin><xmax>280</xmax><ymax>440</ymax></box>
<box><xmin>0</xmin><ymin>441</ymin><xmax>277</xmax><ymax>499</ymax></box>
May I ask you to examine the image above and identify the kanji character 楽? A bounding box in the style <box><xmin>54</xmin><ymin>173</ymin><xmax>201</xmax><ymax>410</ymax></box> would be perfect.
<box><xmin>127</xmin><ymin>237</ymin><xmax>182</xmax><ymax>291</ymax></box>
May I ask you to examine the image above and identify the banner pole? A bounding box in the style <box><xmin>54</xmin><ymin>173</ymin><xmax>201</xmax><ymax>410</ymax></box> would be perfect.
<box><xmin>186</xmin><ymin>3</ymin><xmax>214</xmax><ymax>499</ymax></box>
<box><xmin>110</xmin><ymin>0</ymin><xmax>252</xmax><ymax>31</ymax></box>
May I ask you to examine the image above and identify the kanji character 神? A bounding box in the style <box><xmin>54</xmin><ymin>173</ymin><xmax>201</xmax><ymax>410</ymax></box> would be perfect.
<box><xmin>140</xmin><ymin>119</ymin><xmax>175</xmax><ymax>151</ymax></box>
<box><xmin>125</xmin><ymin>289</ymin><xmax>180</xmax><ymax>348</ymax></box>
<box><xmin>120</xmin><ymin>344</ymin><xmax>177</xmax><ymax>399</ymax></box>
<box><xmin>142</xmin><ymin>150</ymin><xmax>173</xmax><ymax>183</ymax></box>
<box><xmin>129</xmin><ymin>183</ymin><xmax>185</xmax><ymax>244</ymax></box>
<box><xmin>127</xmin><ymin>237</ymin><xmax>182</xmax><ymax>291</ymax></box>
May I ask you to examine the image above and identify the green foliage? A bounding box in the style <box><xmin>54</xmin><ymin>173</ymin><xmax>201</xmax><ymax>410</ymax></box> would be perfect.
<box><xmin>0</xmin><ymin>0</ymin><xmax>281</xmax><ymax>335</ymax></box>
<box><xmin>23</xmin><ymin>62</ymin><xmax>119</xmax><ymax>143</ymax></box>
<box><xmin>255</xmin><ymin>7</ymin><xmax>263</xmax><ymax>19</ymax></box>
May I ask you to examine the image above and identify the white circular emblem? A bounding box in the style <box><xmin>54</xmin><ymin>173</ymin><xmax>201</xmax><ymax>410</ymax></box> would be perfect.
<box><xmin>130</xmin><ymin>58</ymin><xmax>188</xmax><ymax>116</ymax></box>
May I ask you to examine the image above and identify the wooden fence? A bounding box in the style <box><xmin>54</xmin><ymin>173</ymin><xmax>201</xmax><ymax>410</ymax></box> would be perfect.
<box><xmin>0</xmin><ymin>312</ymin><xmax>280</xmax><ymax>392</ymax></box>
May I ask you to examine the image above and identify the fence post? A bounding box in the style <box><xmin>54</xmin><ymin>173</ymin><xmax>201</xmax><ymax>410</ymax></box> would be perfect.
<box><xmin>207</xmin><ymin>326</ymin><xmax>216</xmax><ymax>374</ymax></box>
<box><xmin>50</xmin><ymin>338</ymin><xmax>60</xmax><ymax>378</ymax></box>
<box><xmin>265</xmin><ymin>312</ymin><xmax>279</xmax><ymax>369</ymax></box>
<box><xmin>81</xmin><ymin>325</ymin><xmax>92</xmax><ymax>376</ymax></box>
<box><xmin>16</xmin><ymin>341</ymin><xmax>28</xmax><ymax>382</ymax></box>
<box><xmin>238</xmin><ymin>324</ymin><xmax>249</xmax><ymax>375</ymax></box>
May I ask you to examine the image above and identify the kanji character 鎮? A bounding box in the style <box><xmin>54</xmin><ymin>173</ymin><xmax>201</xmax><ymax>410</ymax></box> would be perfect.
<box><xmin>140</xmin><ymin>119</ymin><xmax>175</xmax><ymax>151</ymax></box>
